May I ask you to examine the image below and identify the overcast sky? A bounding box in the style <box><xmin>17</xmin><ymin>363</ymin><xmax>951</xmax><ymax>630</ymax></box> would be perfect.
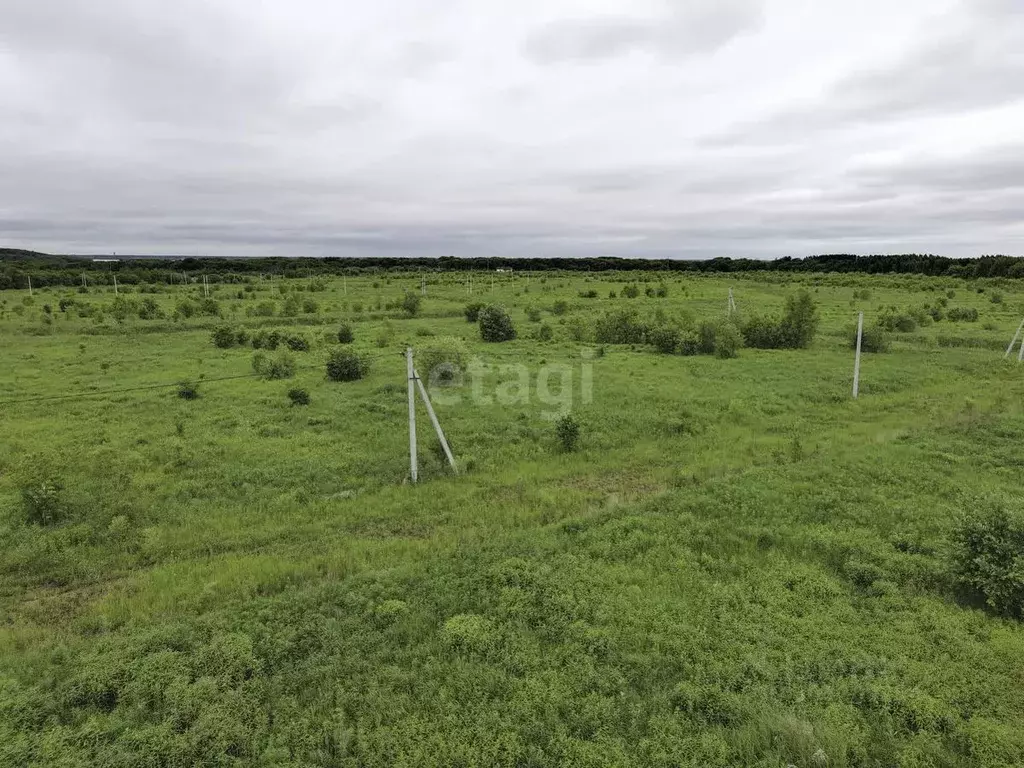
<box><xmin>2</xmin><ymin>0</ymin><xmax>1023</xmax><ymax>259</ymax></box>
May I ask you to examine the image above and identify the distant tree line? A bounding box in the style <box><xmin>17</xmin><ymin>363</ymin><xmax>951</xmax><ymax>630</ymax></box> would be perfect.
<box><xmin>2</xmin><ymin>248</ymin><xmax>1023</xmax><ymax>289</ymax></box>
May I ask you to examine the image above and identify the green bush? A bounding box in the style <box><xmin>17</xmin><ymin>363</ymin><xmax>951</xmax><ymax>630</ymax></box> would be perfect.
<box><xmin>211</xmin><ymin>325</ymin><xmax>238</xmax><ymax>349</ymax></box>
<box><xmin>947</xmin><ymin>307</ymin><xmax>979</xmax><ymax>322</ymax></box>
<box><xmin>678</xmin><ymin>329</ymin><xmax>701</xmax><ymax>356</ymax></box>
<box><xmin>253</xmin><ymin>351</ymin><xmax>296</xmax><ymax>380</ymax></box>
<box><xmin>551</xmin><ymin>300</ymin><xmax>568</xmax><ymax>316</ymax></box>
<box><xmin>464</xmin><ymin>302</ymin><xmax>484</xmax><ymax>322</ymax></box>
<box><xmin>251</xmin><ymin>330</ymin><xmax>282</xmax><ymax>350</ymax></box>
<box><xmin>479</xmin><ymin>305</ymin><xmax>517</xmax><ymax>342</ymax></box>
<box><xmin>740</xmin><ymin>314</ymin><xmax>783</xmax><ymax>349</ymax></box>
<box><xmin>555</xmin><ymin>414</ymin><xmax>580</xmax><ymax>452</ymax></box>
<box><xmin>648</xmin><ymin>325</ymin><xmax>680</xmax><ymax>354</ymax></box>
<box><xmin>287</xmin><ymin>388</ymin><xmax>310</xmax><ymax>406</ymax></box>
<box><xmin>285</xmin><ymin>335</ymin><xmax>309</xmax><ymax>352</ymax></box>
<box><xmin>537</xmin><ymin>323</ymin><xmax>554</xmax><ymax>342</ymax></box>
<box><xmin>326</xmin><ymin>349</ymin><xmax>370</xmax><ymax>382</ymax></box>
<box><xmin>595</xmin><ymin>310</ymin><xmax>646</xmax><ymax>344</ymax></box>
<box><xmin>578</xmin><ymin>289</ymin><xmax>598</xmax><ymax>299</ymax></box>
<box><xmin>779</xmin><ymin>290</ymin><xmax>820</xmax><ymax>348</ymax></box>
<box><xmin>878</xmin><ymin>309</ymin><xmax>917</xmax><ymax>332</ymax></box>
<box><xmin>418</xmin><ymin>337</ymin><xmax>468</xmax><ymax>386</ymax></box>
<box><xmin>401</xmin><ymin>291</ymin><xmax>421</xmax><ymax>317</ymax></box>
<box><xmin>622</xmin><ymin>285</ymin><xmax>640</xmax><ymax>299</ymax></box>
<box><xmin>525</xmin><ymin>306</ymin><xmax>542</xmax><ymax>322</ymax></box>
<box><xmin>852</xmin><ymin>325</ymin><xmax>890</xmax><ymax>353</ymax></box>
<box><xmin>20</xmin><ymin>470</ymin><xmax>66</xmax><ymax>526</ymax></box>
<box><xmin>337</xmin><ymin>323</ymin><xmax>354</xmax><ymax>344</ymax></box>
<box><xmin>950</xmin><ymin>504</ymin><xmax>1024</xmax><ymax>618</ymax></box>
<box><xmin>713</xmin><ymin>323</ymin><xmax>742</xmax><ymax>359</ymax></box>
<box><xmin>177</xmin><ymin>381</ymin><xmax>200</xmax><ymax>400</ymax></box>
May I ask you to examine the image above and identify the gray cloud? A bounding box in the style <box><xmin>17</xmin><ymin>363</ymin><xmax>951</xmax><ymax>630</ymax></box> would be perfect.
<box><xmin>522</xmin><ymin>1</ymin><xmax>763</xmax><ymax>63</ymax></box>
<box><xmin>0</xmin><ymin>0</ymin><xmax>1022</xmax><ymax>259</ymax></box>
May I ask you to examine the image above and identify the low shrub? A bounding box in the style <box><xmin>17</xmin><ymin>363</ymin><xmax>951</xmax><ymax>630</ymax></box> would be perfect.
<box><xmin>479</xmin><ymin>305</ymin><xmax>517</xmax><ymax>342</ymax></box>
<box><xmin>852</xmin><ymin>325</ymin><xmax>890</xmax><ymax>353</ymax></box>
<box><xmin>578</xmin><ymin>289</ymin><xmax>598</xmax><ymax>299</ymax></box>
<box><xmin>678</xmin><ymin>329</ymin><xmax>701</xmax><ymax>356</ymax></box>
<box><xmin>464</xmin><ymin>302</ymin><xmax>484</xmax><ymax>322</ymax></box>
<box><xmin>525</xmin><ymin>306</ymin><xmax>542</xmax><ymax>322</ymax></box>
<box><xmin>551</xmin><ymin>300</ymin><xmax>568</xmax><ymax>316</ymax></box>
<box><xmin>622</xmin><ymin>285</ymin><xmax>640</xmax><ymax>299</ymax></box>
<box><xmin>418</xmin><ymin>337</ymin><xmax>468</xmax><ymax>386</ymax></box>
<box><xmin>877</xmin><ymin>309</ymin><xmax>917</xmax><ymax>333</ymax></box>
<box><xmin>337</xmin><ymin>323</ymin><xmax>354</xmax><ymax>344</ymax></box>
<box><xmin>287</xmin><ymin>388</ymin><xmax>310</xmax><ymax>406</ymax></box>
<box><xmin>648</xmin><ymin>325</ymin><xmax>680</xmax><ymax>354</ymax></box>
<box><xmin>211</xmin><ymin>325</ymin><xmax>238</xmax><ymax>349</ymax></box>
<box><xmin>251</xmin><ymin>330</ymin><xmax>282</xmax><ymax>350</ymax></box>
<box><xmin>20</xmin><ymin>469</ymin><xmax>66</xmax><ymax>526</ymax></box>
<box><xmin>285</xmin><ymin>335</ymin><xmax>309</xmax><ymax>352</ymax></box>
<box><xmin>537</xmin><ymin>323</ymin><xmax>554</xmax><ymax>342</ymax></box>
<box><xmin>950</xmin><ymin>503</ymin><xmax>1024</xmax><ymax>618</ymax></box>
<box><xmin>947</xmin><ymin>307</ymin><xmax>979</xmax><ymax>322</ymax></box>
<box><xmin>326</xmin><ymin>349</ymin><xmax>370</xmax><ymax>381</ymax></box>
<box><xmin>555</xmin><ymin>413</ymin><xmax>580</xmax><ymax>452</ymax></box>
<box><xmin>401</xmin><ymin>291</ymin><xmax>421</xmax><ymax>317</ymax></box>
<box><xmin>595</xmin><ymin>310</ymin><xmax>646</xmax><ymax>344</ymax></box>
<box><xmin>253</xmin><ymin>351</ymin><xmax>296</xmax><ymax>380</ymax></box>
<box><xmin>713</xmin><ymin>322</ymin><xmax>742</xmax><ymax>359</ymax></box>
<box><xmin>177</xmin><ymin>381</ymin><xmax>200</xmax><ymax>400</ymax></box>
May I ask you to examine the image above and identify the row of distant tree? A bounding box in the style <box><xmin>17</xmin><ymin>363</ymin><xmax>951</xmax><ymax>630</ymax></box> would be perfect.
<box><xmin>1</xmin><ymin>248</ymin><xmax>1022</xmax><ymax>289</ymax></box>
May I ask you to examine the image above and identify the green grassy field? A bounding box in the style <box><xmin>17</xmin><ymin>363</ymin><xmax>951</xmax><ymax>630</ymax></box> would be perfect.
<box><xmin>2</xmin><ymin>269</ymin><xmax>1024</xmax><ymax>766</ymax></box>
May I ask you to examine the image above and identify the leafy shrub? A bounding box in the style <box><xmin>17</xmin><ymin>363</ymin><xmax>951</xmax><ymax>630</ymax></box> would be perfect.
<box><xmin>418</xmin><ymin>337</ymin><xmax>468</xmax><ymax>386</ymax></box>
<box><xmin>174</xmin><ymin>299</ymin><xmax>199</xmax><ymax>319</ymax></box>
<box><xmin>326</xmin><ymin>349</ymin><xmax>370</xmax><ymax>381</ymax></box>
<box><xmin>852</xmin><ymin>325</ymin><xmax>890</xmax><ymax>353</ymax></box>
<box><xmin>375</xmin><ymin>322</ymin><xmax>394</xmax><ymax>348</ymax></box>
<box><xmin>578</xmin><ymin>289</ymin><xmax>598</xmax><ymax>299</ymax></box>
<box><xmin>525</xmin><ymin>306</ymin><xmax>542</xmax><ymax>322</ymax></box>
<box><xmin>302</xmin><ymin>298</ymin><xmax>319</xmax><ymax>314</ymax></box>
<box><xmin>401</xmin><ymin>291</ymin><xmax>421</xmax><ymax>317</ymax></box>
<box><xmin>595</xmin><ymin>310</ymin><xmax>646</xmax><ymax>344</ymax></box>
<box><xmin>645</xmin><ymin>286</ymin><xmax>656</xmax><ymax>297</ymax></box>
<box><xmin>678</xmin><ymin>329</ymin><xmax>701</xmax><ymax>356</ymax></box>
<box><xmin>947</xmin><ymin>307</ymin><xmax>979</xmax><ymax>322</ymax></box>
<box><xmin>20</xmin><ymin>469</ymin><xmax>66</xmax><ymax>526</ymax></box>
<box><xmin>281</xmin><ymin>294</ymin><xmax>301</xmax><ymax>316</ymax></box>
<box><xmin>551</xmin><ymin>300</ymin><xmax>568</xmax><ymax>316</ymax></box>
<box><xmin>697</xmin><ymin>321</ymin><xmax>718</xmax><ymax>355</ymax></box>
<box><xmin>198</xmin><ymin>298</ymin><xmax>221</xmax><ymax>317</ymax></box>
<box><xmin>990</xmin><ymin>292</ymin><xmax>1004</xmax><ymax>304</ymax></box>
<box><xmin>779</xmin><ymin>290</ymin><xmax>820</xmax><ymax>347</ymax></box>
<box><xmin>59</xmin><ymin>298</ymin><xmax>75</xmax><ymax>313</ymax></box>
<box><xmin>464</xmin><ymin>302</ymin><xmax>484</xmax><ymax>322</ymax></box>
<box><xmin>877</xmin><ymin>309</ymin><xmax>917</xmax><ymax>333</ymax></box>
<box><xmin>537</xmin><ymin>323</ymin><xmax>554</xmax><ymax>342</ymax></box>
<box><xmin>656</xmin><ymin>284</ymin><xmax>668</xmax><ymax>298</ymax></box>
<box><xmin>740</xmin><ymin>315</ymin><xmax>783</xmax><ymax>349</ymax></box>
<box><xmin>648</xmin><ymin>325</ymin><xmax>680</xmax><ymax>354</ymax></box>
<box><xmin>287</xmin><ymin>388</ymin><xmax>310</xmax><ymax>406</ymax></box>
<box><xmin>713</xmin><ymin>322</ymin><xmax>742</xmax><ymax>359</ymax></box>
<box><xmin>138</xmin><ymin>297</ymin><xmax>162</xmax><ymax>320</ymax></box>
<box><xmin>479</xmin><ymin>305</ymin><xmax>516</xmax><ymax>342</ymax></box>
<box><xmin>285</xmin><ymin>335</ymin><xmax>309</xmax><ymax>352</ymax></box>
<box><xmin>253</xmin><ymin>351</ymin><xmax>296</xmax><ymax>380</ymax></box>
<box><xmin>251</xmin><ymin>330</ymin><xmax>282</xmax><ymax>350</ymax></box>
<box><xmin>337</xmin><ymin>324</ymin><xmax>354</xmax><ymax>344</ymax></box>
<box><xmin>177</xmin><ymin>381</ymin><xmax>200</xmax><ymax>400</ymax></box>
<box><xmin>928</xmin><ymin>306</ymin><xmax>945</xmax><ymax>322</ymax></box>
<box><xmin>608</xmin><ymin>290</ymin><xmax>617</xmax><ymax>299</ymax></box>
<box><xmin>950</xmin><ymin>504</ymin><xmax>1024</xmax><ymax>618</ymax></box>
<box><xmin>211</xmin><ymin>325</ymin><xmax>238</xmax><ymax>349</ymax></box>
<box><xmin>555</xmin><ymin>414</ymin><xmax>580</xmax><ymax>452</ymax></box>
<box><xmin>622</xmin><ymin>285</ymin><xmax>640</xmax><ymax>299</ymax></box>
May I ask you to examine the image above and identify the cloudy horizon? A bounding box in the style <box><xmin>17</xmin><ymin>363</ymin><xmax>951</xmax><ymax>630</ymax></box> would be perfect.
<box><xmin>2</xmin><ymin>0</ymin><xmax>1023</xmax><ymax>259</ymax></box>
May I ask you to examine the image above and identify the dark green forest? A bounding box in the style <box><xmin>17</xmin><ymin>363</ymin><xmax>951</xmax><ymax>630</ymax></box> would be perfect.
<box><xmin>2</xmin><ymin>248</ymin><xmax>1024</xmax><ymax>289</ymax></box>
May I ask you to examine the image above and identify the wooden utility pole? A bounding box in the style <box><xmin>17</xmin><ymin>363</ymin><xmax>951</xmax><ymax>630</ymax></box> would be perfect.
<box><xmin>406</xmin><ymin>348</ymin><xmax>418</xmax><ymax>483</ymax></box>
<box><xmin>853</xmin><ymin>312</ymin><xmax>864</xmax><ymax>399</ymax></box>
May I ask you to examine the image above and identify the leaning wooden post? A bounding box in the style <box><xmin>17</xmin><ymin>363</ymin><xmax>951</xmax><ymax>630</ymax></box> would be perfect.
<box><xmin>853</xmin><ymin>312</ymin><xmax>864</xmax><ymax>399</ymax></box>
<box><xmin>406</xmin><ymin>347</ymin><xmax>418</xmax><ymax>483</ymax></box>
<box><xmin>1004</xmin><ymin>318</ymin><xmax>1024</xmax><ymax>358</ymax></box>
<box><xmin>414</xmin><ymin>369</ymin><xmax>458</xmax><ymax>473</ymax></box>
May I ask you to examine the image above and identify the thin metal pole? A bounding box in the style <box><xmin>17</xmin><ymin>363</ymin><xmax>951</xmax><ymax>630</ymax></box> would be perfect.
<box><xmin>853</xmin><ymin>312</ymin><xmax>864</xmax><ymax>399</ymax></box>
<box><xmin>1006</xmin><ymin>318</ymin><xmax>1024</xmax><ymax>358</ymax></box>
<box><xmin>414</xmin><ymin>369</ymin><xmax>457</xmax><ymax>473</ymax></box>
<box><xmin>406</xmin><ymin>348</ymin><xmax>418</xmax><ymax>483</ymax></box>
